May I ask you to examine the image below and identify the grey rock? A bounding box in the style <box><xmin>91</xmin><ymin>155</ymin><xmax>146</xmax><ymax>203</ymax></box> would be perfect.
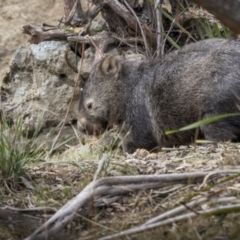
<box><xmin>2</xmin><ymin>41</ymin><xmax>80</xmax><ymax>133</ymax></box>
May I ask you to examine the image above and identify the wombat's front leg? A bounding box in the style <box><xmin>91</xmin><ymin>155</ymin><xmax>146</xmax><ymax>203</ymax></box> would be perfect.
<box><xmin>121</xmin><ymin>139</ymin><xmax>138</xmax><ymax>154</ymax></box>
<box><xmin>121</xmin><ymin>132</ymin><xmax>159</xmax><ymax>153</ymax></box>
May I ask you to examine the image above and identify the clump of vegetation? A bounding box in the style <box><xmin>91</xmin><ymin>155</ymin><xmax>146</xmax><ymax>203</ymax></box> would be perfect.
<box><xmin>0</xmin><ymin>114</ymin><xmax>44</xmax><ymax>191</ymax></box>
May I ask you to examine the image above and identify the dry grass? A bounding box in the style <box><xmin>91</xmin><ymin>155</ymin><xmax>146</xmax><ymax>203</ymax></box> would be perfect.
<box><xmin>1</xmin><ymin>138</ymin><xmax>240</xmax><ymax>239</ymax></box>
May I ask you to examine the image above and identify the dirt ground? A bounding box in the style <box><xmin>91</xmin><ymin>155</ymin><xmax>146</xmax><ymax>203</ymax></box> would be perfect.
<box><xmin>0</xmin><ymin>0</ymin><xmax>64</xmax><ymax>81</ymax></box>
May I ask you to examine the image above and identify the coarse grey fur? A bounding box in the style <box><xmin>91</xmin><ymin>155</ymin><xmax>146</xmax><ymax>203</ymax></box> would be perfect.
<box><xmin>78</xmin><ymin>38</ymin><xmax>240</xmax><ymax>153</ymax></box>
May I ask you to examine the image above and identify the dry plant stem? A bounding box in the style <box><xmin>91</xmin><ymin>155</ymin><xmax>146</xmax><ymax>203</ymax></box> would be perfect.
<box><xmin>64</xmin><ymin>46</ymin><xmax>78</xmax><ymax>73</ymax></box>
<box><xmin>2</xmin><ymin>206</ymin><xmax>57</xmax><ymax>213</ymax></box>
<box><xmin>154</xmin><ymin>185</ymin><xmax>185</xmax><ymax>197</ymax></box>
<box><xmin>93</xmin><ymin>155</ymin><xmax>107</xmax><ymax>180</ymax></box>
<box><xmin>49</xmin><ymin>44</ymin><xmax>85</xmax><ymax>154</ymax></box>
<box><xmin>68</xmin><ymin>31</ymin><xmax>116</xmax><ymax>62</ymax></box>
<box><xmin>161</xmin><ymin>147</ymin><xmax>186</xmax><ymax>151</ymax></box>
<box><xmin>194</xmin><ymin>111</ymin><xmax>201</xmax><ymax>144</ymax></box>
<box><xmin>198</xmin><ymin>171</ymin><xmax>220</xmax><ymax>189</ymax></box>
<box><xmin>112</xmin><ymin>35</ymin><xmax>144</xmax><ymax>46</ymax></box>
<box><xmin>123</xmin><ymin>0</ymin><xmax>151</xmax><ymax>59</ymax></box>
<box><xmin>94</xmin><ymin>182</ymin><xmax>176</xmax><ymax>198</ymax></box>
<box><xmin>161</xmin><ymin>18</ymin><xmax>176</xmax><ymax>52</ymax></box>
<box><xmin>150</xmin><ymin>194</ymin><xmax>240</xmax><ymax>225</ymax></box>
<box><xmin>22</xmin><ymin>25</ymin><xmax>75</xmax><ymax>44</ymax></box>
<box><xmin>86</xmin><ymin>35</ymin><xmax>105</xmax><ymax>61</ymax></box>
<box><xmin>25</xmin><ymin>171</ymin><xmax>239</xmax><ymax>239</ymax></box>
<box><xmin>155</xmin><ymin>2</ymin><xmax>163</xmax><ymax>58</ymax></box>
<box><xmin>145</xmin><ymin>196</ymin><xmax>209</xmax><ymax>225</ymax></box>
<box><xmin>64</xmin><ymin>0</ymin><xmax>78</xmax><ymax>24</ymax></box>
<box><xmin>100</xmin><ymin>204</ymin><xmax>240</xmax><ymax>240</ymax></box>
<box><xmin>95</xmin><ymin>196</ymin><xmax>121</xmax><ymax>207</ymax></box>
<box><xmin>63</xmin><ymin>0</ymin><xmax>76</xmax><ymax>20</ymax></box>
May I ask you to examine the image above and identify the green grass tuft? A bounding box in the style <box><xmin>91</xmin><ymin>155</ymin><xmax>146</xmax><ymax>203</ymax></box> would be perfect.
<box><xmin>0</xmin><ymin>114</ymin><xmax>45</xmax><ymax>190</ymax></box>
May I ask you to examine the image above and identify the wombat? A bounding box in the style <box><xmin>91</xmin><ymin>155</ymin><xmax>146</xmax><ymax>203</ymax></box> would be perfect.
<box><xmin>78</xmin><ymin>38</ymin><xmax>240</xmax><ymax>153</ymax></box>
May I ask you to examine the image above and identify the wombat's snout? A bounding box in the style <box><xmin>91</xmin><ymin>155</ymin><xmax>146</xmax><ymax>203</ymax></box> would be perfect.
<box><xmin>77</xmin><ymin>118</ymin><xmax>88</xmax><ymax>133</ymax></box>
<box><xmin>78</xmin><ymin>117</ymin><xmax>95</xmax><ymax>135</ymax></box>
<box><xmin>77</xmin><ymin>117</ymin><xmax>104</xmax><ymax>136</ymax></box>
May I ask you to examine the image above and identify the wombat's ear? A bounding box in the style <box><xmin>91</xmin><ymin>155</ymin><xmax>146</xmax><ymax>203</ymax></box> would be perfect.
<box><xmin>99</xmin><ymin>56</ymin><xmax>121</xmax><ymax>77</ymax></box>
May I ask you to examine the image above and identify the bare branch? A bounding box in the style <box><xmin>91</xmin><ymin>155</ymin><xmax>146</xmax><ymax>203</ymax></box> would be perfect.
<box><xmin>23</xmin><ymin>25</ymin><xmax>75</xmax><ymax>44</ymax></box>
<box><xmin>68</xmin><ymin>31</ymin><xmax>117</xmax><ymax>63</ymax></box>
<box><xmin>25</xmin><ymin>170</ymin><xmax>239</xmax><ymax>240</ymax></box>
<box><xmin>123</xmin><ymin>0</ymin><xmax>152</xmax><ymax>58</ymax></box>
<box><xmin>155</xmin><ymin>1</ymin><xmax>163</xmax><ymax>58</ymax></box>
<box><xmin>100</xmin><ymin>200</ymin><xmax>240</xmax><ymax>240</ymax></box>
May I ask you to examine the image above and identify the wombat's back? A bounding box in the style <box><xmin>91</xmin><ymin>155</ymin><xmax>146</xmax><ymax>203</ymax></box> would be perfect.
<box><xmin>147</xmin><ymin>39</ymin><xmax>240</xmax><ymax>147</ymax></box>
<box><xmin>78</xmin><ymin>38</ymin><xmax>240</xmax><ymax>153</ymax></box>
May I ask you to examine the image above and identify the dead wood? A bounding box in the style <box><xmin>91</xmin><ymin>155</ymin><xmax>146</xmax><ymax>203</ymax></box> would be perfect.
<box><xmin>63</xmin><ymin>0</ymin><xmax>76</xmax><ymax>22</ymax></box>
<box><xmin>23</xmin><ymin>25</ymin><xmax>75</xmax><ymax>44</ymax></box>
<box><xmin>94</xmin><ymin>0</ymin><xmax>157</xmax><ymax>52</ymax></box>
<box><xmin>68</xmin><ymin>31</ymin><xmax>117</xmax><ymax>62</ymax></box>
<box><xmin>22</xmin><ymin>0</ymin><xmax>156</xmax><ymax>60</ymax></box>
<box><xmin>100</xmin><ymin>199</ymin><xmax>240</xmax><ymax>240</ymax></box>
<box><xmin>25</xmin><ymin>169</ymin><xmax>239</xmax><ymax>240</ymax></box>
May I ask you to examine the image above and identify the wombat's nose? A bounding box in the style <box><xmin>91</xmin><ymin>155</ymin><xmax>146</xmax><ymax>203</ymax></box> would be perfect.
<box><xmin>77</xmin><ymin>118</ymin><xmax>87</xmax><ymax>132</ymax></box>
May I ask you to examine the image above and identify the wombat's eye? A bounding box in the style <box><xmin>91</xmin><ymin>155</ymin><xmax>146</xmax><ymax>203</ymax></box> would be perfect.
<box><xmin>85</xmin><ymin>99</ymin><xmax>94</xmax><ymax>111</ymax></box>
<box><xmin>87</xmin><ymin>102</ymin><xmax>92</xmax><ymax>110</ymax></box>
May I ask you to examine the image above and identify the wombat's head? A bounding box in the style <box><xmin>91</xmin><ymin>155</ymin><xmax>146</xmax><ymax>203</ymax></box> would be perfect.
<box><xmin>78</xmin><ymin>55</ymin><xmax>123</xmax><ymax>136</ymax></box>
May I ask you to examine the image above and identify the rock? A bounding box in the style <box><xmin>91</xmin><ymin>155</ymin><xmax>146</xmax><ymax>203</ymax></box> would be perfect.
<box><xmin>1</xmin><ymin>39</ymin><xmax>148</xmax><ymax>141</ymax></box>
<box><xmin>1</xmin><ymin>41</ymin><xmax>80</xmax><ymax>134</ymax></box>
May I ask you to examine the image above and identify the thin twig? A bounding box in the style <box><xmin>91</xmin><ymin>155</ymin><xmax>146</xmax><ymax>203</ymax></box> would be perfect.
<box><xmin>49</xmin><ymin>44</ymin><xmax>85</xmax><ymax>154</ymax></box>
<box><xmin>86</xmin><ymin>34</ymin><xmax>105</xmax><ymax>58</ymax></box>
<box><xmin>155</xmin><ymin>1</ymin><xmax>163</xmax><ymax>58</ymax></box>
<box><xmin>93</xmin><ymin>155</ymin><xmax>107</xmax><ymax>181</ymax></box>
<box><xmin>64</xmin><ymin>45</ymin><xmax>78</xmax><ymax>73</ymax></box>
<box><xmin>123</xmin><ymin>0</ymin><xmax>152</xmax><ymax>59</ymax></box>
<box><xmin>64</xmin><ymin>0</ymin><xmax>78</xmax><ymax>24</ymax></box>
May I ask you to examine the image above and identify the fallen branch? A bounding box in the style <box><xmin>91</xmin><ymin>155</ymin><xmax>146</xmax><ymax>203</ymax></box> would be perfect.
<box><xmin>23</xmin><ymin>25</ymin><xmax>75</xmax><ymax>44</ymax></box>
<box><xmin>25</xmin><ymin>170</ymin><xmax>240</xmax><ymax>240</ymax></box>
<box><xmin>100</xmin><ymin>197</ymin><xmax>240</xmax><ymax>240</ymax></box>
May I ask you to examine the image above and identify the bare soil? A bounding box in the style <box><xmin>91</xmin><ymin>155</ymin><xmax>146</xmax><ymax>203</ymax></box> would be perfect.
<box><xmin>0</xmin><ymin>0</ymin><xmax>63</xmax><ymax>81</ymax></box>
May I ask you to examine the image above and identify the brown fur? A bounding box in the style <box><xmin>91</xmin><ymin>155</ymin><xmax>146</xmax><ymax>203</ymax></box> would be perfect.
<box><xmin>78</xmin><ymin>39</ymin><xmax>240</xmax><ymax>153</ymax></box>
